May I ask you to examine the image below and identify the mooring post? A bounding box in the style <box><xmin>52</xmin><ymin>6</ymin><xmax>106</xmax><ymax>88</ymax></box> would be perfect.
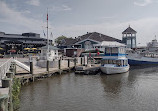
<box><xmin>6</xmin><ymin>72</ymin><xmax>13</xmax><ymax>111</ymax></box>
<box><xmin>58</xmin><ymin>59</ymin><xmax>61</xmax><ymax>69</ymax></box>
<box><xmin>58</xmin><ymin>59</ymin><xmax>62</xmax><ymax>74</ymax></box>
<box><xmin>2</xmin><ymin>78</ymin><xmax>11</xmax><ymax>88</ymax></box>
<box><xmin>6</xmin><ymin>72</ymin><xmax>13</xmax><ymax>79</ymax></box>
<box><xmin>47</xmin><ymin>60</ymin><xmax>49</xmax><ymax>73</ymax></box>
<box><xmin>81</xmin><ymin>57</ymin><xmax>83</xmax><ymax>65</ymax></box>
<box><xmin>84</xmin><ymin>56</ymin><xmax>85</xmax><ymax>65</ymax></box>
<box><xmin>74</xmin><ymin>58</ymin><xmax>76</xmax><ymax>67</ymax></box>
<box><xmin>87</xmin><ymin>57</ymin><xmax>89</xmax><ymax>65</ymax></box>
<box><xmin>68</xmin><ymin>59</ymin><xmax>70</xmax><ymax>68</ymax></box>
<box><xmin>0</xmin><ymin>95</ymin><xmax>9</xmax><ymax>111</ymax></box>
<box><xmin>13</xmin><ymin>62</ymin><xmax>16</xmax><ymax>74</ymax></box>
<box><xmin>9</xmin><ymin>65</ymin><xmax>15</xmax><ymax>74</ymax></box>
<box><xmin>30</xmin><ymin>58</ymin><xmax>33</xmax><ymax>75</ymax></box>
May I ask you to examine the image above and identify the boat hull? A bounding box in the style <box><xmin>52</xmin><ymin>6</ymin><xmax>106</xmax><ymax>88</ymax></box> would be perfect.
<box><xmin>100</xmin><ymin>65</ymin><xmax>129</xmax><ymax>74</ymax></box>
<box><xmin>127</xmin><ymin>53</ymin><xmax>158</xmax><ymax>65</ymax></box>
<box><xmin>128</xmin><ymin>59</ymin><xmax>158</xmax><ymax>65</ymax></box>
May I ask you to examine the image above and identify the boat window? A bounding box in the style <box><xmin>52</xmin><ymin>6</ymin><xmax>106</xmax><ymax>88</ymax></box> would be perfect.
<box><xmin>112</xmin><ymin>47</ymin><xmax>118</xmax><ymax>53</ymax></box>
<box><xmin>116</xmin><ymin>60</ymin><xmax>121</xmax><ymax>66</ymax></box>
<box><xmin>105</xmin><ymin>60</ymin><xmax>108</xmax><ymax>64</ymax></box>
<box><xmin>101</xmin><ymin>59</ymin><xmax>108</xmax><ymax>65</ymax></box>
<box><xmin>109</xmin><ymin>60</ymin><xmax>113</xmax><ymax>64</ymax></box>
<box><xmin>112</xmin><ymin>60</ymin><xmax>116</xmax><ymax>64</ymax></box>
<box><xmin>106</xmin><ymin>48</ymin><xmax>111</xmax><ymax>53</ymax></box>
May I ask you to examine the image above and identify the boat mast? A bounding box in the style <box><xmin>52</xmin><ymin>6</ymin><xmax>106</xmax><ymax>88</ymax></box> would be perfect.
<box><xmin>47</xmin><ymin>8</ymin><xmax>49</xmax><ymax>60</ymax></box>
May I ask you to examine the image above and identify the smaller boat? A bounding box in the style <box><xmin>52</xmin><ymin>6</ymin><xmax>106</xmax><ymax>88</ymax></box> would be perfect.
<box><xmin>98</xmin><ymin>41</ymin><xmax>129</xmax><ymax>74</ymax></box>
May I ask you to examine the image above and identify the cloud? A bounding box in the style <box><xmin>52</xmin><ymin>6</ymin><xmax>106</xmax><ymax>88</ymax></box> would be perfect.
<box><xmin>0</xmin><ymin>1</ymin><xmax>49</xmax><ymax>35</ymax></box>
<box><xmin>25</xmin><ymin>0</ymin><xmax>40</xmax><ymax>6</ymax></box>
<box><xmin>0</xmin><ymin>1</ymin><xmax>158</xmax><ymax>46</ymax></box>
<box><xmin>53</xmin><ymin>17</ymin><xmax>158</xmax><ymax>46</ymax></box>
<box><xmin>62</xmin><ymin>5</ymin><xmax>72</xmax><ymax>11</ymax></box>
<box><xmin>134</xmin><ymin>0</ymin><xmax>153</xmax><ymax>6</ymax></box>
<box><xmin>50</xmin><ymin>5</ymin><xmax>72</xmax><ymax>12</ymax></box>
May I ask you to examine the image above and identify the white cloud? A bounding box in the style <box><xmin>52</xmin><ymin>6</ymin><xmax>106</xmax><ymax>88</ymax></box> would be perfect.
<box><xmin>26</xmin><ymin>0</ymin><xmax>40</xmax><ymax>6</ymax></box>
<box><xmin>0</xmin><ymin>1</ymin><xmax>48</xmax><ymax>36</ymax></box>
<box><xmin>62</xmin><ymin>5</ymin><xmax>72</xmax><ymax>11</ymax></box>
<box><xmin>134</xmin><ymin>0</ymin><xmax>153</xmax><ymax>6</ymax></box>
<box><xmin>50</xmin><ymin>5</ymin><xmax>72</xmax><ymax>12</ymax></box>
<box><xmin>0</xmin><ymin>1</ymin><xmax>158</xmax><ymax>46</ymax></box>
<box><xmin>53</xmin><ymin>17</ymin><xmax>158</xmax><ymax>46</ymax></box>
<box><xmin>21</xmin><ymin>10</ymin><xmax>31</xmax><ymax>14</ymax></box>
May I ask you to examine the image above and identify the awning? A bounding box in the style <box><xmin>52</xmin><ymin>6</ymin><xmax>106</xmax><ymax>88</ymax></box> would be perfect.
<box><xmin>9</xmin><ymin>49</ymin><xmax>16</xmax><ymax>53</ymax></box>
<box><xmin>31</xmin><ymin>48</ymin><xmax>37</xmax><ymax>50</ymax></box>
<box><xmin>24</xmin><ymin>48</ymin><xmax>30</xmax><ymax>50</ymax></box>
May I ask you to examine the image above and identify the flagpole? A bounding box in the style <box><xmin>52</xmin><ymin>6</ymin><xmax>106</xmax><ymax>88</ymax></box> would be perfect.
<box><xmin>47</xmin><ymin>8</ymin><xmax>49</xmax><ymax>60</ymax></box>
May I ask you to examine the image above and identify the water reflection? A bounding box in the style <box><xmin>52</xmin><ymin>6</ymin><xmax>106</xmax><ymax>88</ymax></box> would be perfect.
<box><xmin>100</xmin><ymin>72</ymin><xmax>129</xmax><ymax>97</ymax></box>
<box><xmin>19</xmin><ymin>67</ymin><xmax>158</xmax><ymax>111</ymax></box>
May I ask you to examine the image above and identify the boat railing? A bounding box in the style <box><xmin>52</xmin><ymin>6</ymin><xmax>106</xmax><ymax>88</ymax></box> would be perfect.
<box><xmin>144</xmin><ymin>53</ymin><xmax>158</xmax><ymax>58</ymax></box>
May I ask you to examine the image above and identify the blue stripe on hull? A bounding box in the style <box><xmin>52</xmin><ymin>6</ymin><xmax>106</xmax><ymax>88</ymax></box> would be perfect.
<box><xmin>128</xmin><ymin>59</ymin><xmax>158</xmax><ymax>65</ymax></box>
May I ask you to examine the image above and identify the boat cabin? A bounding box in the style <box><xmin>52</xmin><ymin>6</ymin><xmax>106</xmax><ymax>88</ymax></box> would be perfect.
<box><xmin>104</xmin><ymin>47</ymin><xmax>125</xmax><ymax>56</ymax></box>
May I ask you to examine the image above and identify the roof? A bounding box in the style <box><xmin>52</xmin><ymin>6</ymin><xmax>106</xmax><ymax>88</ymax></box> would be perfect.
<box><xmin>61</xmin><ymin>38</ymin><xmax>77</xmax><ymax>46</ymax></box>
<box><xmin>122</xmin><ymin>26</ymin><xmax>137</xmax><ymax>34</ymax></box>
<box><xmin>94</xmin><ymin>41</ymin><xmax>126</xmax><ymax>47</ymax></box>
<box><xmin>41</xmin><ymin>45</ymin><xmax>59</xmax><ymax>50</ymax></box>
<box><xmin>61</xmin><ymin>32</ymin><xmax>121</xmax><ymax>46</ymax></box>
<box><xmin>0</xmin><ymin>32</ymin><xmax>45</xmax><ymax>40</ymax></box>
<box><xmin>77</xmin><ymin>32</ymin><xmax>121</xmax><ymax>42</ymax></box>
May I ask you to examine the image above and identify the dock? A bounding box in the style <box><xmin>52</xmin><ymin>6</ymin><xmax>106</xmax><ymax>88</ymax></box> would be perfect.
<box><xmin>75</xmin><ymin>64</ymin><xmax>101</xmax><ymax>75</ymax></box>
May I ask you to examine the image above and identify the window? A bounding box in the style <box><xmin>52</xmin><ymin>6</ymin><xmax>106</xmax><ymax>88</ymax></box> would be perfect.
<box><xmin>127</xmin><ymin>39</ymin><xmax>131</xmax><ymax>45</ymax></box>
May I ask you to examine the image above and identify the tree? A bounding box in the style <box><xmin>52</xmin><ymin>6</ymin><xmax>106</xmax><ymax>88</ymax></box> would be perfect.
<box><xmin>55</xmin><ymin>35</ymin><xmax>67</xmax><ymax>45</ymax></box>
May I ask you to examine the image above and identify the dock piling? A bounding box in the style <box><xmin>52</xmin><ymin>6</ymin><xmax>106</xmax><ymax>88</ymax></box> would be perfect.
<box><xmin>46</xmin><ymin>60</ymin><xmax>49</xmax><ymax>73</ymax></box>
<box><xmin>30</xmin><ymin>61</ymin><xmax>33</xmax><ymax>74</ymax></box>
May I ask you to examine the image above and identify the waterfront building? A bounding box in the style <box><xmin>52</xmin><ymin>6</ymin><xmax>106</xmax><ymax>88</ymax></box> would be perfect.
<box><xmin>59</xmin><ymin>32</ymin><xmax>121</xmax><ymax>57</ymax></box>
<box><xmin>122</xmin><ymin>26</ymin><xmax>137</xmax><ymax>48</ymax></box>
<box><xmin>61</xmin><ymin>32</ymin><xmax>121</xmax><ymax>50</ymax></box>
<box><xmin>0</xmin><ymin>32</ymin><xmax>52</xmax><ymax>54</ymax></box>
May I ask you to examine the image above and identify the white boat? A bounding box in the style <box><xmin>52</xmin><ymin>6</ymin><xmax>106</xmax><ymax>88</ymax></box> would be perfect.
<box><xmin>97</xmin><ymin>41</ymin><xmax>129</xmax><ymax>74</ymax></box>
<box><xmin>127</xmin><ymin>39</ymin><xmax>158</xmax><ymax>65</ymax></box>
<box><xmin>100</xmin><ymin>60</ymin><xmax>129</xmax><ymax>74</ymax></box>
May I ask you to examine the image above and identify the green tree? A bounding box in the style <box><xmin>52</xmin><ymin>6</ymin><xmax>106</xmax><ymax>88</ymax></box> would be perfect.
<box><xmin>55</xmin><ymin>35</ymin><xmax>67</xmax><ymax>45</ymax></box>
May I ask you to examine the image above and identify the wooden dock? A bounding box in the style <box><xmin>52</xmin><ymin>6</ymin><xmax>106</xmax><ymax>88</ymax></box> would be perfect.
<box><xmin>15</xmin><ymin>59</ymin><xmax>76</xmax><ymax>84</ymax></box>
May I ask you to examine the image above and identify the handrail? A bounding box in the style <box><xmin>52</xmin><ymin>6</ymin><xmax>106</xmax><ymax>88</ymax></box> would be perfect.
<box><xmin>0</xmin><ymin>58</ymin><xmax>13</xmax><ymax>80</ymax></box>
<box><xmin>14</xmin><ymin>59</ymin><xmax>30</xmax><ymax>72</ymax></box>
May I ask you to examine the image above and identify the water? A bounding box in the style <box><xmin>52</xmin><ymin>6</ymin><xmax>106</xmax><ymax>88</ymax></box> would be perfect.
<box><xmin>19</xmin><ymin>66</ymin><xmax>158</xmax><ymax>111</ymax></box>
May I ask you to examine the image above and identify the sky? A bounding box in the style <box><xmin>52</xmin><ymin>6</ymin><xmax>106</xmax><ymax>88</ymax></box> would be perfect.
<box><xmin>0</xmin><ymin>0</ymin><xmax>158</xmax><ymax>46</ymax></box>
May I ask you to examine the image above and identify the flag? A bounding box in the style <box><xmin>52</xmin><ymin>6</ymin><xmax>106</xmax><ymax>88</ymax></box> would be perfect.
<box><xmin>43</xmin><ymin>30</ymin><xmax>46</xmax><ymax>36</ymax></box>
<box><xmin>47</xmin><ymin>13</ymin><xmax>48</xmax><ymax>20</ymax></box>
<box><xmin>50</xmin><ymin>32</ymin><xmax>53</xmax><ymax>36</ymax></box>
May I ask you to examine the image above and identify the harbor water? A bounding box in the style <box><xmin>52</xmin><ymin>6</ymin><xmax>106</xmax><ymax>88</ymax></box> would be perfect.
<box><xmin>19</xmin><ymin>66</ymin><xmax>158</xmax><ymax>111</ymax></box>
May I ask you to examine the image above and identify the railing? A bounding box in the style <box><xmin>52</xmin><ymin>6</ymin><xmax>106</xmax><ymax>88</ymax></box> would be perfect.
<box><xmin>14</xmin><ymin>59</ymin><xmax>30</xmax><ymax>72</ymax></box>
<box><xmin>0</xmin><ymin>58</ymin><xmax>13</xmax><ymax>81</ymax></box>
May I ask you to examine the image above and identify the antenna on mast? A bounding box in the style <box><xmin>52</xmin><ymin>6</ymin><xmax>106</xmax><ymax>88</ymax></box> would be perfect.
<box><xmin>46</xmin><ymin>8</ymin><xmax>49</xmax><ymax>60</ymax></box>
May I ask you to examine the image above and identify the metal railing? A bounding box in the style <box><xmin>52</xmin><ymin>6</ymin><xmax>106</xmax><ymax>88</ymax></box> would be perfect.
<box><xmin>0</xmin><ymin>58</ymin><xmax>13</xmax><ymax>81</ymax></box>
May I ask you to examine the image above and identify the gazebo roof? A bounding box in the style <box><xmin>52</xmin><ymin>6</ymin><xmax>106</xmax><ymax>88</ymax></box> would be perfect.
<box><xmin>122</xmin><ymin>26</ymin><xmax>137</xmax><ymax>34</ymax></box>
